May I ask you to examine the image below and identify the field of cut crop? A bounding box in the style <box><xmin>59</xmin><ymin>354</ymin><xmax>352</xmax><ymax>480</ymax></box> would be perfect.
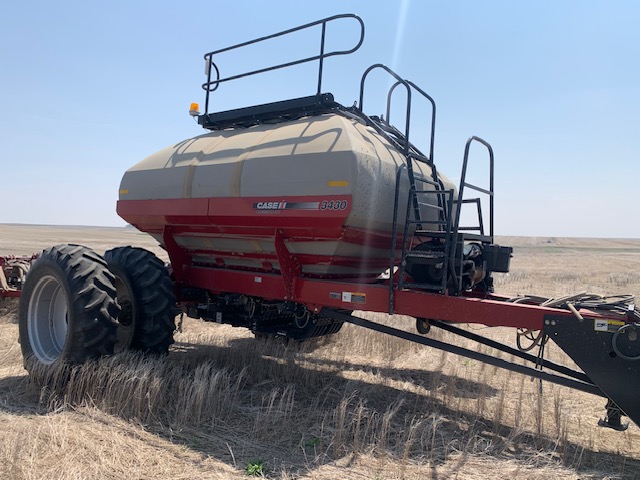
<box><xmin>1</xmin><ymin>224</ymin><xmax>640</xmax><ymax>479</ymax></box>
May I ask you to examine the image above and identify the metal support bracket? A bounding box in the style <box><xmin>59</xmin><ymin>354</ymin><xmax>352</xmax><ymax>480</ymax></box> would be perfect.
<box><xmin>545</xmin><ymin>313</ymin><xmax>640</xmax><ymax>428</ymax></box>
<box><xmin>321</xmin><ymin>308</ymin><xmax>605</xmax><ymax>397</ymax></box>
<box><xmin>274</xmin><ymin>229</ymin><xmax>301</xmax><ymax>301</ymax></box>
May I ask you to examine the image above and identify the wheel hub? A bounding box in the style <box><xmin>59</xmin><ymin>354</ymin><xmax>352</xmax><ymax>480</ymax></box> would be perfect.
<box><xmin>27</xmin><ymin>275</ymin><xmax>68</xmax><ymax>364</ymax></box>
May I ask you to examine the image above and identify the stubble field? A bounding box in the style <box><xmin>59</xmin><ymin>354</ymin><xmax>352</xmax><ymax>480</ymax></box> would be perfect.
<box><xmin>1</xmin><ymin>224</ymin><xmax>640</xmax><ymax>479</ymax></box>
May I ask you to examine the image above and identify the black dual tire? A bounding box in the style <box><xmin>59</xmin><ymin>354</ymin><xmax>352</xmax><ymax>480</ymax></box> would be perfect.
<box><xmin>18</xmin><ymin>244</ymin><xmax>177</xmax><ymax>375</ymax></box>
<box><xmin>18</xmin><ymin>244</ymin><xmax>120</xmax><ymax>370</ymax></box>
<box><xmin>104</xmin><ymin>246</ymin><xmax>176</xmax><ymax>355</ymax></box>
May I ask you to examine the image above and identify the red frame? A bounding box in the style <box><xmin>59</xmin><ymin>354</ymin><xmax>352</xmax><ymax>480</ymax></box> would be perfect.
<box><xmin>117</xmin><ymin>195</ymin><xmax>620</xmax><ymax>331</ymax></box>
<box><xmin>181</xmin><ymin>264</ymin><xmax>571</xmax><ymax>330</ymax></box>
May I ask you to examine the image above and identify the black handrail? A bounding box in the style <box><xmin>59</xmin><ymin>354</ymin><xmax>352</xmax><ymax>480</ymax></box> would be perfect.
<box><xmin>202</xmin><ymin>14</ymin><xmax>365</xmax><ymax>114</ymax></box>
<box><xmin>358</xmin><ymin>64</ymin><xmax>412</xmax><ymax>156</ymax></box>
<box><xmin>387</xmin><ymin>80</ymin><xmax>436</xmax><ymax>166</ymax></box>
<box><xmin>359</xmin><ymin>64</ymin><xmax>425</xmax><ymax>226</ymax></box>
<box><xmin>387</xmin><ymin>79</ymin><xmax>446</xmax><ymax>227</ymax></box>
<box><xmin>453</xmin><ymin>136</ymin><xmax>495</xmax><ymax>239</ymax></box>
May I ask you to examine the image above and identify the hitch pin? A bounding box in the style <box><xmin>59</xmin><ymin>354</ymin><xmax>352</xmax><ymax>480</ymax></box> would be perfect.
<box><xmin>567</xmin><ymin>303</ymin><xmax>584</xmax><ymax>322</ymax></box>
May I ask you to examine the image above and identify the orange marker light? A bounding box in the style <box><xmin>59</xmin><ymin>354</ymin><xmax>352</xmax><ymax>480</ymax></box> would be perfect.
<box><xmin>189</xmin><ymin>103</ymin><xmax>200</xmax><ymax>117</ymax></box>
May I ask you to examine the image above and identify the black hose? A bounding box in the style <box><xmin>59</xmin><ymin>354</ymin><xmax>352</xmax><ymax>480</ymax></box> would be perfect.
<box><xmin>508</xmin><ymin>293</ymin><xmax>640</xmax><ymax>353</ymax></box>
<box><xmin>612</xmin><ymin>323</ymin><xmax>640</xmax><ymax>361</ymax></box>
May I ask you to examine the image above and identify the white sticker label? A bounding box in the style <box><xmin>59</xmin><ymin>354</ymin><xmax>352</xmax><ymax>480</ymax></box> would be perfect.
<box><xmin>594</xmin><ymin>319</ymin><xmax>608</xmax><ymax>332</ymax></box>
<box><xmin>254</xmin><ymin>276</ymin><xmax>262</xmax><ymax>283</ymax></box>
<box><xmin>341</xmin><ymin>291</ymin><xmax>366</xmax><ymax>304</ymax></box>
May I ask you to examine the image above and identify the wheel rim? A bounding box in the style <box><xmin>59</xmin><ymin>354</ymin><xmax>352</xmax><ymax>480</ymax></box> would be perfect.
<box><xmin>27</xmin><ymin>275</ymin><xmax>69</xmax><ymax>364</ymax></box>
<box><xmin>113</xmin><ymin>277</ymin><xmax>135</xmax><ymax>352</ymax></box>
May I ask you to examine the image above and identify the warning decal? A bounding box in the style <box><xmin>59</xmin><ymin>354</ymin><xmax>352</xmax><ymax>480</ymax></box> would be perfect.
<box><xmin>594</xmin><ymin>319</ymin><xmax>608</xmax><ymax>332</ymax></box>
<box><xmin>342</xmin><ymin>292</ymin><xmax>366</xmax><ymax>304</ymax></box>
<box><xmin>594</xmin><ymin>318</ymin><xmax>626</xmax><ymax>332</ymax></box>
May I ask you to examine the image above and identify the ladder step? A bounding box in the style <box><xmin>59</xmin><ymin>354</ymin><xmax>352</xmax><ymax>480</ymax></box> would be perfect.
<box><xmin>413</xmin><ymin>189</ymin><xmax>449</xmax><ymax>194</ymax></box>
<box><xmin>405</xmin><ymin>251</ymin><xmax>444</xmax><ymax>260</ymax></box>
<box><xmin>407</xmin><ymin>219</ymin><xmax>447</xmax><ymax>225</ymax></box>
<box><xmin>414</xmin><ymin>230</ymin><xmax>448</xmax><ymax>236</ymax></box>
<box><xmin>402</xmin><ymin>282</ymin><xmax>445</xmax><ymax>292</ymax></box>
<box><xmin>457</xmin><ymin>233</ymin><xmax>493</xmax><ymax>243</ymax></box>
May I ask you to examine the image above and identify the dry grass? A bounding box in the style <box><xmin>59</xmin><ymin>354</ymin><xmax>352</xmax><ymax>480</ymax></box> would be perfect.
<box><xmin>1</xmin><ymin>226</ymin><xmax>640</xmax><ymax>479</ymax></box>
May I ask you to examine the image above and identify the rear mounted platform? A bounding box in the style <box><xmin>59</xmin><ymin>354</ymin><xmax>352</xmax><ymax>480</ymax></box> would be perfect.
<box><xmin>199</xmin><ymin>13</ymin><xmax>364</xmax><ymax>129</ymax></box>
<box><xmin>198</xmin><ymin>93</ymin><xmax>340</xmax><ymax>130</ymax></box>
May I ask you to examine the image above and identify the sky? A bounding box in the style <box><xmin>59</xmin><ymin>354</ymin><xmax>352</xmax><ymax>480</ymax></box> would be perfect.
<box><xmin>1</xmin><ymin>1</ymin><xmax>638</xmax><ymax>238</ymax></box>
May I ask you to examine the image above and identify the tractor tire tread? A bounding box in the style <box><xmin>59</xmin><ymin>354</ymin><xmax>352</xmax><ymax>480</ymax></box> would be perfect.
<box><xmin>19</xmin><ymin>244</ymin><xmax>119</xmax><ymax>370</ymax></box>
<box><xmin>104</xmin><ymin>246</ymin><xmax>176</xmax><ymax>354</ymax></box>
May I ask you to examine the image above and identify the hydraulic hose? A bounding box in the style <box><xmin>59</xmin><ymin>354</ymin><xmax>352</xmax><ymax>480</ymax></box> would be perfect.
<box><xmin>612</xmin><ymin>323</ymin><xmax>640</xmax><ymax>361</ymax></box>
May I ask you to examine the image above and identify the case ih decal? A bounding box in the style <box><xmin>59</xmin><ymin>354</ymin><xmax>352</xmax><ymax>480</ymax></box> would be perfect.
<box><xmin>253</xmin><ymin>200</ymin><xmax>322</xmax><ymax>211</ymax></box>
<box><xmin>252</xmin><ymin>198</ymin><xmax>349</xmax><ymax>213</ymax></box>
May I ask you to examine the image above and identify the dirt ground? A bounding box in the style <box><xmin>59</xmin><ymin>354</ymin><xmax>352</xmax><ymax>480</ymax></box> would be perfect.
<box><xmin>1</xmin><ymin>224</ymin><xmax>640</xmax><ymax>479</ymax></box>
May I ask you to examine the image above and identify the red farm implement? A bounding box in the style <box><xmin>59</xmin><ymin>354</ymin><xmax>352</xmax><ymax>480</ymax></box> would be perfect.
<box><xmin>12</xmin><ymin>14</ymin><xmax>640</xmax><ymax>432</ymax></box>
<box><xmin>0</xmin><ymin>255</ymin><xmax>35</xmax><ymax>298</ymax></box>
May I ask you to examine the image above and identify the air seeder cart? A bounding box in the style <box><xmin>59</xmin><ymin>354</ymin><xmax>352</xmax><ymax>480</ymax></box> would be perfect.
<box><xmin>15</xmin><ymin>14</ymin><xmax>640</xmax><ymax>431</ymax></box>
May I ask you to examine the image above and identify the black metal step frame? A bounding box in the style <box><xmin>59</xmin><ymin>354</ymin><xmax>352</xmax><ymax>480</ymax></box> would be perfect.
<box><xmin>448</xmin><ymin>136</ymin><xmax>495</xmax><ymax>292</ymax></box>
<box><xmin>398</xmin><ymin>183</ymin><xmax>454</xmax><ymax>293</ymax></box>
